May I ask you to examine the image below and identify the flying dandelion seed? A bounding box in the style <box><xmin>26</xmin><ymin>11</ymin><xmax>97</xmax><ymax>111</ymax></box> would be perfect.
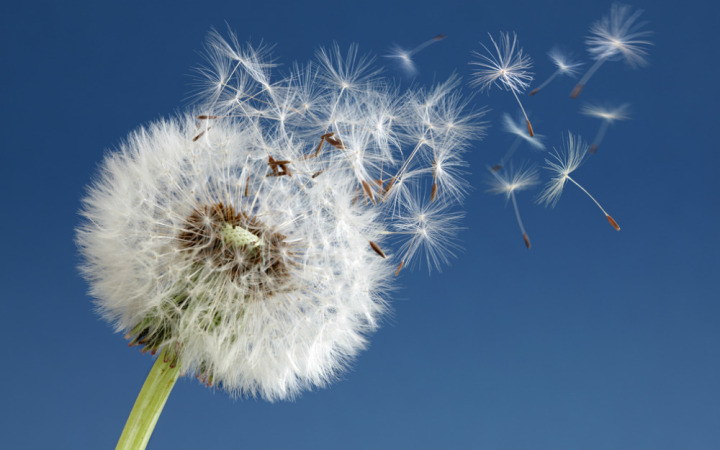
<box><xmin>492</xmin><ymin>111</ymin><xmax>545</xmax><ymax>171</ymax></box>
<box><xmin>470</xmin><ymin>32</ymin><xmax>535</xmax><ymax>136</ymax></box>
<box><xmin>529</xmin><ymin>47</ymin><xmax>583</xmax><ymax>96</ymax></box>
<box><xmin>383</xmin><ymin>75</ymin><xmax>487</xmax><ymax>206</ymax></box>
<box><xmin>487</xmin><ymin>164</ymin><xmax>539</xmax><ymax>249</ymax></box>
<box><xmin>537</xmin><ymin>132</ymin><xmax>620</xmax><ymax>230</ymax></box>
<box><xmin>385</xmin><ymin>34</ymin><xmax>446</xmax><ymax>77</ymax></box>
<box><xmin>571</xmin><ymin>3</ymin><xmax>653</xmax><ymax>98</ymax></box>
<box><xmin>389</xmin><ymin>194</ymin><xmax>465</xmax><ymax>274</ymax></box>
<box><xmin>580</xmin><ymin>102</ymin><xmax>631</xmax><ymax>153</ymax></box>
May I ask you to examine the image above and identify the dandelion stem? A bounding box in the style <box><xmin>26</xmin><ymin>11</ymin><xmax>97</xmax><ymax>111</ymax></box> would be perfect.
<box><xmin>571</xmin><ymin>58</ymin><xmax>605</xmax><ymax>98</ymax></box>
<box><xmin>510</xmin><ymin>89</ymin><xmax>533</xmax><ymax>136</ymax></box>
<box><xmin>116</xmin><ymin>348</ymin><xmax>181</xmax><ymax>450</ymax></box>
<box><xmin>590</xmin><ymin>120</ymin><xmax>610</xmax><ymax>154</ymax></box>
<box><xmin>496</xmin><ymin>136</ymin><xmax>523</xmax><ymax>170</ymax></box>
<box><xmin>410</xmin><ymin>35</ymin><xmax>443</xmax><ymax>54</ymax></box>
<box><xmin>567</xmin><ymin>175</ymin><xmax>620</xmax><ymax>230</ymax></box>
<box><xmin>510</xmin><ymin>193</ymin><xmax>530</xmax><ymax>248</ymax></box>
<box><xmin>529</xmin><ymin>70</ymin><xmax>559</xmax><ymax>96</ymax></box>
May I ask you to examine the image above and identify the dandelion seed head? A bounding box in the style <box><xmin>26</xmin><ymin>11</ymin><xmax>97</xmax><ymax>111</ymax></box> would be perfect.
<box><xmin>384</xmin><ymin>45</ymin><xmax>418</xmax><ymax>76</ymax></box>
<box><xmin>316</xmin><ymin>43</ymin><xmax>380</xmax><ymax>93</ymax></box>
<box><xmin>487</xmin><ymin>164</ymin><xmax>539</xmax><ymax>201</ymax></box>
<box><xmin>547</xmin><ymin>47</ymin><xmax>583</xmax><ymax>77</ymax></box>
<box><xmin>581</xmin><ymin>102</ymin><xmax>631</xmax><ymax>122</ymax></box>
<box><xmin>470</xmin><ymin>32</ymin><xmax>534</xmax><ymax>93</ymax></box>
<box><xmin>392</xmin><ymin>196</ymin><xmax>464</xmax><ymax>273</ymax></box>
<box><xmin>77</xmin><ymin>115</ymin><xmax>392</xmax><ymax>401</ymax></box>
<box><xmin>537</xmin><ymin>132</ymin><xmax>588</xmax><ymax>207</ymax></box>
<box><xmin>586</xmin><ymin>3</ymin><xmax>653</xmax><ymax>67</ymax></box>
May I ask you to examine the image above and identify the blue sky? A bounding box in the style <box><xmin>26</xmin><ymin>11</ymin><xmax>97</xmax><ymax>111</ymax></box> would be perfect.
<box><xmin>2</xmin><ymin>0</ymin><xmax>718</xmax><ymax>449</ymax></box>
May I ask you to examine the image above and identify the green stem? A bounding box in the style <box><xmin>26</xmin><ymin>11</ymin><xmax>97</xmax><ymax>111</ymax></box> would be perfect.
<box><xmin>116</xmin><ymin>348</ymin><xmax>181</xmax><ymax>450</ymax></box>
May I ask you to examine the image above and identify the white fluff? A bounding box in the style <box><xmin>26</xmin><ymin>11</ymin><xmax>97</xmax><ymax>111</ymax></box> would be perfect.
<box><xmin>77</xmin><ymin>34</ymin><xmax>484</xmax><ymax>401</ymax></box>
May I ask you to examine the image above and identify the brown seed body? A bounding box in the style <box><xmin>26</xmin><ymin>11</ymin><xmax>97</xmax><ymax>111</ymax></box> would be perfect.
<box><xmin>361</xmin><ymin>180</ymin><xmax>376</xmax><ymax>204</ymax></box>
<box><xmin>193</xmin><ymin>128</ymin><xmax>210</xmax><ymax>141</ymax></box>
<box><xmin>606</xmin><ymin>215</ymin><xmax>621</xmax><ymax>231</ymax></box>
<box><xmin>369</xmin><ymin>241</ymin><xmax>386</xmax><ymax>258</ymax></box>
<box><xmin>570</xmin><ymin>84</ymin><xmax>584</xmax><ymax>99</ymax></box>
<box><xmin>394</xmin><ymin>261</ymin><xmax>404</xmax><ymax>276</ymax></box>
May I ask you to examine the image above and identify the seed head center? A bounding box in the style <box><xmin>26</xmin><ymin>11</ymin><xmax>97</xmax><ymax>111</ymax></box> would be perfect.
<box><xmin>221</xmin><ymin>223</ymin><xmax>265</xmax><ymax>250</ymax></box>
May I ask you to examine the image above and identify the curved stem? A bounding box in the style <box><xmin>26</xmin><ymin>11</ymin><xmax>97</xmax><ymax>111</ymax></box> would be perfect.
<box><xmin>590</xmin><ymin>120</ymin><xmax>610</xmax><ymax>153</ymax></box>
<box><xmin>529</xmin><ymin>70</ymin><xmax>558</xmax><ymax>95</ymax></box>
<box><xmin>510</xmin><ymin>89</ymin><xmax>533</xmax><ymax>136</ymax></box>
<box><xmin>571</xmin><ymin>58</ymin><xmax>605</xmax><ymax>98</ymax></box>
<box><xmin>116</xmin><ymin>349</ymin><xmax>181</xmax><ymax>450</ymax></box>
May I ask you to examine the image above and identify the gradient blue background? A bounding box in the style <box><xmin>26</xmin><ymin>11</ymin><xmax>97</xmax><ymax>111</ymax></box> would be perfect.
<box><xmin>2</xmin><ymin>0</ymin><xmax>717</xmax><ymax>449</ymax></box>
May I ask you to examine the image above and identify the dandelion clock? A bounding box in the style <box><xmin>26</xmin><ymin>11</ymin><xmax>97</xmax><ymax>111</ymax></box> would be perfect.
<box><xmin>77</xmin><ymin>31</ymin><xmax>483</xmax><ymax>449</ymax></box>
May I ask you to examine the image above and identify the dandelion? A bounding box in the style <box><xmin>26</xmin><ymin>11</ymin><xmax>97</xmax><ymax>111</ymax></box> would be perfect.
<box><xmin>529</xmin><ymin>47</ymin><xmax>583</xmax><ymax>96</ymax></box>
<box><xmin>78</xmin><ymin>32</ymin><xmax>481</xmax><ymax>449</ymax></box>
<box><xmin>384</xmin><ymin>34</ymin><xmax>446</xmax><ymax>77</ymax></box>
<box><xmin>492</xmin><ymin>111</ymin><xmax>545</xmax><ymax>171</ymax></box>
<box><xmin>487</xmin><ymin>164</ymin><xmax>539</xmax><ymax>249</ymax></box>
<box><xmin>470</xmin><ymin>32</ymin><xmax>535</xmax><ymax>136</ymax></box>
<box><xmin>78</xmin><ymin>115</ymin><xmax>392</xmax><ymax>445</ymax></box>
<box><xmin>581</xmin><ymin>102</ymin><xmax>631</xmax><ymax>153</ymax></box>
<box><xmin>571</xmin><ymin>3</ymin><xmax>652</xmax><ymax>98</ymax></box>
<box><xmin>537</xmin><ymin>132</ymin><xmax>620</xmax><ymax>230</ymax></box>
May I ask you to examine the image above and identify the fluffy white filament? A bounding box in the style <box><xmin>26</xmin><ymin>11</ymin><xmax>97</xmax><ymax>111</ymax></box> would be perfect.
<box><xmin>77</xmin><ymin>33</ymin><xmax>483</xmax><ymax>401</ymax></box>
<box><xmin>77</xmin><ymin>115</ymin><xmax>390</xmax><ymax>401</ymax></box>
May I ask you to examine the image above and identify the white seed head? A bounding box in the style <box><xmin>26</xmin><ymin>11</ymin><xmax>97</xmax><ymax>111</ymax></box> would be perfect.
<box><xmin>537</xmin><ymin>132</ymin><xmax>589</xmax><ymax>207</ymax></box>
<box><xmin>586</xmin><ymin>3</ymin><xmax>653</xmax><ymax>67</ymax></box>
<box><xmin>384</xmin><ymin>45</ymin><xmax>418</xmax><ymax>76</ymax></box>
<box><xmin>77</xmin><ymin>115</ymin><xmax>392</xmax><ymax>401</ymax></box>
<box><xmin>470</xmin><ymin>32</ymin><xmax>534</xmax><ymax>93</ymax></box>
<box><xmin>581</xmin><ymin>102</ymin><xmax>632</xmax><ymax>122</ymax></box>
<box><xmin>547</xmin><ymin>47</ymin><xmax>583</xmax><ymax>77</ymax></box>
<box><xmin>487</xmin><ymin>164</ymin><xmax>540</xmax><ymax>200</ymax></box>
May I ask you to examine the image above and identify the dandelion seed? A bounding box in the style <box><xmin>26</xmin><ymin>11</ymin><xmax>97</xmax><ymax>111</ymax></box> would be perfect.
<box><xmin>470</xmin><ymin>32</ymin><xmax>535</xmax><ymax>136</ymax></box>
<box><xmin>571</xmin><ymin>3</ymin><xmax>652</xmax><ymax>98</ymax></box>
<box><xmin>493</xmin><ymin>112</ymin><xmax>546</xmax><ymax>171</ymax></box>
<box><xmin>529</xmin><ymin>47</ymin><xmax>583</xmax><ymax>95</ymax></box>
<box><xmin>487</xmin><ymin>164</ymin><xmax>539</xmax><ymax>249</ymax></box>
<box><xmin>316</xmin><ymin>43</ymin><xmax>380</xmax><ymax>94</ymax></box>
<box><xmin>369</xmin><ymin>240</ymin><xmax>387</xmax><ymax>258</ymax></box>
<box><xmin>389</xmin><ymin>196</ymin><xmax>465</xmax><ymax>272</ymax></box>
<box><xmin>193</xmin><ymin>128</ymin><xmax>209</xmax><ymax>141</ymax></box>
<box><xmin>361</xmin><ymin>180</ymin><xmax>377</xmax><ymax>204</ymax></box>
<box><xmin>385</xmin><ymin>34</ymin><xmax>446</xmax><ymax>77</ymax></box>
<box><xmin>537</xmin><ymin>132</ymin><xmax>620</xmax><ymax>230</ymax></box>
<box><xmin>580</xmin><ymin>102</ymin><xmax>631</xmax><ymax>153</ymax></box>
<box><xmin>387</xmin><ymin>76</ymin><xmax>487</xmax><ymax>205</ymax></box>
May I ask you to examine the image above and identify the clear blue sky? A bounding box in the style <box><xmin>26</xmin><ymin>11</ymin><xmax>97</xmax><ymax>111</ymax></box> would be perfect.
<box><xmin>2</xmin><ymin>0</ymin><xmax>718</xmax><ymax>449</ymax></box>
